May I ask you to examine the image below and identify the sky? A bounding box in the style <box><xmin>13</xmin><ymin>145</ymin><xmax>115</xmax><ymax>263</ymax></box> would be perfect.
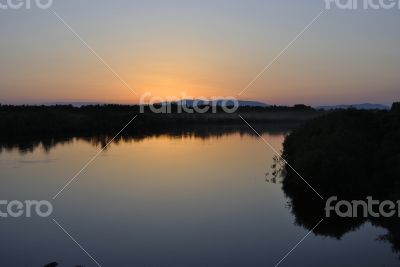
<box><xmin>0</xmin><ymin>0</ymin><xmax>399</xmax><ymax>106</ymax></box>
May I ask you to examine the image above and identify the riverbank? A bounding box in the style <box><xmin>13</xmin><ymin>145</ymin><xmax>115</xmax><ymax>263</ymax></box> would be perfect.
<box><xmin>0</xmin><ymin>104</ymin><xmax>322</xmax><ymax>138</ymax></box>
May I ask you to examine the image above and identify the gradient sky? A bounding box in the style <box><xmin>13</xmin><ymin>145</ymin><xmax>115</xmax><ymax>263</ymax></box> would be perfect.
<box><xmin>0</xmin><ymin>0</ymin><xmax>399</xmax><ymax>105</ymax></box>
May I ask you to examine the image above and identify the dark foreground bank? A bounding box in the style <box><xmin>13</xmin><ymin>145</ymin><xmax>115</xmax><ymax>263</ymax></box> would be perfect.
<box><xmin>276</xmin><ymin>102</ymin><xmax>400</xmax><ymax>254</ymax></box>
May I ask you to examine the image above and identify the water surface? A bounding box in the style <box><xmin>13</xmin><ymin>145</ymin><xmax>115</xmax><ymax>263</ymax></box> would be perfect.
<box><xmin>0</xmin><ymin>131</ymin><xmax>398</xmax><ymax>266</ymax></box>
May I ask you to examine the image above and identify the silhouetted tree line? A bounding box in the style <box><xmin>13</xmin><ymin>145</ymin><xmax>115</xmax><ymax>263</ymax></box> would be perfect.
<box><xmin>273</xmin><ymin>102</ymin><xmax>400</xmax><ymax>255</ymax></box>
<box><xmin>0</xmin><ymin>104</ymin><xmax>320</xmax><ymax>139</ymax></box>
<box><xmin>282</xmin><ymin>102</ymin><xmax>400</xmax><ymax>198</ymax></box>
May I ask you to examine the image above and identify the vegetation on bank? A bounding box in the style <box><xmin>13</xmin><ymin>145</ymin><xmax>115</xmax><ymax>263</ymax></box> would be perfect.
<box><xmin>282</xmin><ymin>102</ymin><xmax>400</xmax><ymax>198</ymax></box>
<box><xmin>276</xmin><ymin>102</ymin><xmax>400</xmax><ymax>253</ymax></box>
<box><xmin>0</xmin><ymin>104</ymin><xmax>321</xmax><ymax>138</ymax></box>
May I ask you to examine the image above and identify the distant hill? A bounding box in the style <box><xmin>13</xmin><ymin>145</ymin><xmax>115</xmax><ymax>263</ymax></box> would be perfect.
<box><xmin>235</xmin><ymin>100</ymin><xmax>270</xmax><ymax>107</ymax></box>
<box><xmin>317</xmin><ymin>103</ymin><xmax>389</xmax><ymax>110</ymax></box>
<box><xmin>157</xmin><ymin>99</ymin><xmax>269</xmax><ymax>107</ymax></box>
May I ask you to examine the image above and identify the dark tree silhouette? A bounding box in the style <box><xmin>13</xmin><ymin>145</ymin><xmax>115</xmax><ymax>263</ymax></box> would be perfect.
<box><xmin>0</xmin><ymin>104</ymin><xmax>321</xmax><ymax>139</ymax></box>
<box><xmin>276</xmin><ymin>106</ymin><xmax>400</xmax><ymax>255</ymax></box>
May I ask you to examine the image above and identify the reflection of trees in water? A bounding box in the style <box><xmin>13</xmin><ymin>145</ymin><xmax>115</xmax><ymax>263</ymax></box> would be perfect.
<box><xmin>275</xmin><ymin>107</ymin><xmax>400</xmax><ymax>255</ymax></box>
<box><xmin>0</xmin><ymin>123</ymin><xmax>296</xmax><ymax>154</ymax></box>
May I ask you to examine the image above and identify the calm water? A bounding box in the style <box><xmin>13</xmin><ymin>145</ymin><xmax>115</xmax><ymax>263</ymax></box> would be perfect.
<box><xmin>0</xmin><ymin>131</ymin><xmax>398</xmax><ymax>267</ymax></box>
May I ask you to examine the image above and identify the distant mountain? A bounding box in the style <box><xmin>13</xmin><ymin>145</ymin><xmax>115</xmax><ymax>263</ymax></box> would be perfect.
<box><xmin>317</xmin><ymin>103</ymin><xmax>390</xmax><ymax>110</ymax></box>
<box><xmin>158</xmin><ymin>99</ymin><xmax>269</xmax><ymax>107</ymax></box>
<box><xmin>235</xmin><ymin>100</ymin><xmax>270</xmax><ymax>107</ymax></box>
